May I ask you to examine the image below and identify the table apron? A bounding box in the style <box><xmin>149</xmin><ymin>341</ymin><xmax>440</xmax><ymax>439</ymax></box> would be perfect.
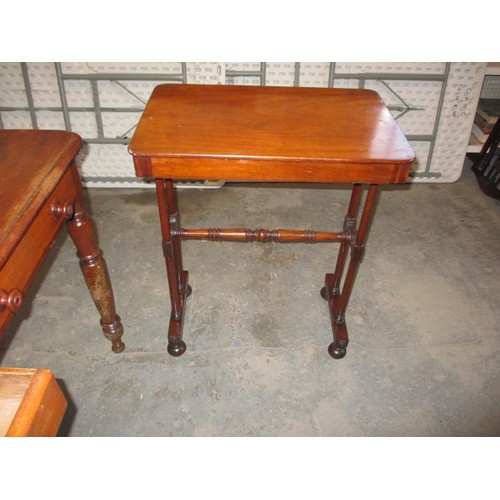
<box><xmin>133</xmin><ymin>156</ymin><xmax>412</xmax><ymax>184</ymax></box>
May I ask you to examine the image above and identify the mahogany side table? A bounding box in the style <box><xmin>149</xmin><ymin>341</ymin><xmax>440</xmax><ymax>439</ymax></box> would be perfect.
<box><xmin>129</xmin><ymin>84</ymin><xmax>414</xmax><ymax>359</ymax></box>
<box><xmin>0</xmin><ymin>130</ymin><xmax>124</xmax><ymax>353</ymax></box>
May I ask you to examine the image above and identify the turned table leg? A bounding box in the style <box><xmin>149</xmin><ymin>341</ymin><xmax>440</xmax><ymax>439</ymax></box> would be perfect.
<box><xmin>155</xmin><ymin>179</ymin><xmax>190</xmax><ymax>356</ymax></box>
<box><xmin>66</xmin><ymin>170</ymin><xmax>125</xmax><ymax>353</ymax></box>
<box><xmin>322</xmin><ymin>184</ymin><xmax>379</xmax><ymax>359</ymax></box>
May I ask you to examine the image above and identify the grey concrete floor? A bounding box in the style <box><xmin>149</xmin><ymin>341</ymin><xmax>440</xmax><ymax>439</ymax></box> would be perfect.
<box><xmin>1</xmin><ymin>159</ymin><xmax>499</xmax><ymax>437</ymax></box>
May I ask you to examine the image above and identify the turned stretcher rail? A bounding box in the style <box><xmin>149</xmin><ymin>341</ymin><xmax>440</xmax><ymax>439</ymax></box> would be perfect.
<box><xmin>174</xmin><ymin>228</ymin><xmax>351</xmax><ymax>243</ymax></box>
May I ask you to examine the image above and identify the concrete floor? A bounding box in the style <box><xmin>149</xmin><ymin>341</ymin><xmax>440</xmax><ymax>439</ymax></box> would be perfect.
<box><xmin>1</xmin><ymin>159</ymin><xmax>499</xmax><ymax>437</ymax></box>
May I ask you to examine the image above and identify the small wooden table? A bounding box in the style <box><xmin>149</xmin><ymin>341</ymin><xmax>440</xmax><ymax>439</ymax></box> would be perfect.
<box><xmin>0</xmin><ymin>130</ymin><xmax>124</xmax><ymax>353</ymax></box>
<box><xmin>129</xmin><ymin>84</ymin><xmax>414</xmax><ymax>359</ymax></box>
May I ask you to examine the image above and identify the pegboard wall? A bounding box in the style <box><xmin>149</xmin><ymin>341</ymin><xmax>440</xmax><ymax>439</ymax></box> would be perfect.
<box><xmin>0</xmin><ymin>62</ymin><xmax>487</xmax><ymax>186</ymax></box>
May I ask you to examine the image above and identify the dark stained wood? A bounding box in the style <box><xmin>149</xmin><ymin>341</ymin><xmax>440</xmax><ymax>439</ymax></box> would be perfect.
<box><xmin>129</xmin><ymin>84</ymin><xmax>415</xmax><ymax>359</ymax></box>
<box><xmin>322</xmin><ymin>184</ymin><xmax>379</xmax><ymax>358</ymax></box>
<box><xmin>0</xmin><ymin>130</ymin><xmax>124</xmax><ymax>352</ymax></box>
<box><xmin>155</xmin><ymin>179</ymin><xmax>190</xmax><ymax>356</ymax></box>
<box><xmin>66</xmin><ymin>179</ymin><xmax>125</xmax><ymax>353</ymax></box>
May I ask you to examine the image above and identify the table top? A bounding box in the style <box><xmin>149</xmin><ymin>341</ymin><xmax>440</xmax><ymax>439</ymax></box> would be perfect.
<box><xmin>0</xmin><ymin>130</ymin><xmax>82</xmax><ymax>268</ymax></box>
<box><xmin>129</xmin><ymin>84</ymin><xmax>415</xmax><ymax>184</ymax></box>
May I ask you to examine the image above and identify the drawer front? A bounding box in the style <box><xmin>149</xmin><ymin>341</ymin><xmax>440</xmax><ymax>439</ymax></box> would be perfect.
<box><xmin>0</xmin><ymin>168</ymin><xmax>79</xmax><ymax>332</ymax></box>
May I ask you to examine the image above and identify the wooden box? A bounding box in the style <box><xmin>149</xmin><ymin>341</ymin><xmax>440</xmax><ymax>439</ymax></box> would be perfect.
<box><xmin>0</xmin><ymin>368</ymin><xmax>67</xmax><ymax>437</ymax></box>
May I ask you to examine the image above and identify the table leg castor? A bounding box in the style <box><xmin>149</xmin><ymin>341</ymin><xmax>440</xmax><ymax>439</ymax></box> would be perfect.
<box><xmin>328</xmin><ymin>340</ymin><xmax>347</xmax><ymax>359</ymax></box>
<box><xmin>167</xmin><ymin>284</ymin><xmax>191</xmax><ymax>357</ymax></box>
<box><xmin>167</xmin><ymin>339</ymin><xmax>187</xmax><ymax>357</ymax></box>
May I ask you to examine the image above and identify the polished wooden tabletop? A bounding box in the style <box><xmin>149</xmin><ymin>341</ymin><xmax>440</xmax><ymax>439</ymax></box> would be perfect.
<box><xmin>0</xmin><ymin>130</ymin><xmax>82</xmax><ymax>269</ymax></box>
<box><xmin>129</xmin><ymin>84</ymin><xmax>415</xmax><ymax>184</ymax></box>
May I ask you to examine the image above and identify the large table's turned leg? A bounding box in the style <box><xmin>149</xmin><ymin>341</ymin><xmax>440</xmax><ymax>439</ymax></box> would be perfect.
<box><xmin>322</xmin><ymin>184</ymin><xmax>378</xmax><ymax>359</ymax></box>
<box><xmin>155</xmin><ymin>179</ymin><xmax>191</xmax><ymax>356</ymax></box>
<box><xmin>66</xmin><ymin>173</ymin><xmax>125</xmax><ymax>353</ymax></box>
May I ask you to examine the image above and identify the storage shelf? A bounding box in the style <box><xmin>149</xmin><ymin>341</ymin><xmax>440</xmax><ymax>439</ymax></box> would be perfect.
<box><xmin>485</xmin><ymin>63</ymin><xmax>500</xmax><ymax>76</ymax></box>
<box><xmin>467</xmin><ymin>63</ymin><xmax>499</xmax><ymax>153</ymax></box>
<box><xmin>467</xmin><ymin>133</ymin><xmax>486</xmax><ymax>153</ymax></box>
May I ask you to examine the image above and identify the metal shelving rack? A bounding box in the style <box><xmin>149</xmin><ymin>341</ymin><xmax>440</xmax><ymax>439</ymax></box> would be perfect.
<box><xmin>467</xmin><ymin>63</ymin><xmax>500</xmax><ymax>153</ymax></box>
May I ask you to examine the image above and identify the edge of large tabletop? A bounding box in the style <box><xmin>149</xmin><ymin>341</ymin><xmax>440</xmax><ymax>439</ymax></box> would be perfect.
<box><xmin>0</xmin><ymin>130</ymin><xmax>83</xmax><ymax>269</ymax></box>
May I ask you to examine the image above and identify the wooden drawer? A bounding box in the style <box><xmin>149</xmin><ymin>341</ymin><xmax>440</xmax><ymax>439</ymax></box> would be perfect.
<box><xmin>0</xmin><ymin>368</ymin><xmax>67</xmax><ymax>436</ymax></box>
<box><xmin>0</xmin><ymin>167</ymin><xmax>78</xmax><ymax>330</ymax></box>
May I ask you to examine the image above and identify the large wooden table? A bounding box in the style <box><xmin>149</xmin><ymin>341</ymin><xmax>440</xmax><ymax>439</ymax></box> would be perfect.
<box><xmin>129</xmin><ymin>84</ymin><xmax>414</xmax><ymax>359</ymax></box>
<box><xmin>0</xmin><ymin>130</ymin><xmax>124</xmax><ymax>353</ymax></box>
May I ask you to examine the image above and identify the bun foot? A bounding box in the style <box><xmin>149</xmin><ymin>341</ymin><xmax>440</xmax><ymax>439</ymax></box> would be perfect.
<box><xmin>320</xmin><ymin>286</ymin><xmax>328</xmax><ymax>301</ymax></box>
<box><xmin>328</xmin><ymin>341</ymin><xmax>347</xmax><ymax>359</ymax></box>
<box><xmin>168</xmin><ymin>340</ymin><xmax>187</xmax><ymax>357</ymax></box>
<box><xmin>185</xmin><ymin>284</ymin><xmax>192</xmax><ymax>298</ymax></box>
<box><xmin>112</xmin><ymin>339</ymin><xmax>125</xmax><ymax>353</ymax></box>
